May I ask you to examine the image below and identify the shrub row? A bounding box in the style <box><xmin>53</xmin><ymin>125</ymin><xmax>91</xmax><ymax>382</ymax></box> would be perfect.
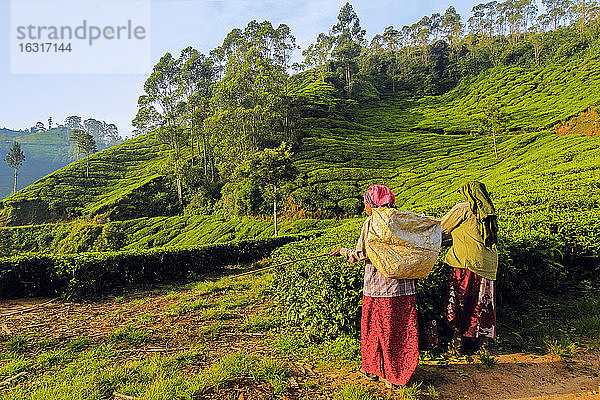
<box><xmin>0</xmin><ymin>236</ymin><xmax>297</xmax><ymax>299</ymax></box>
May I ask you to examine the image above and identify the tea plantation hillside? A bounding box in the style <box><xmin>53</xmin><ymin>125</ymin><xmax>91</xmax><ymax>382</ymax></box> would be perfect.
<box><xmin>0</xmin><ymin>57</ymin><xmax>599</xmax><ymax>265</ymax></box>
<box><xmin>0</xmin><ymin>215</ymin><xmax>341</xmax><ymax>256</ymax></box>
<box><xmin>0</xmin><ymin>126</ymin><xmax>123</xmax><ymax>199</ymax></box>
<box><xmin>0</xmin><ymin>132</ymin><xmax>172</xmax><ymax>226</ymax></box>
<box><xmin>358</xmin><ymin>56</ymin><xmax>600</xmax><ymax>134</ymax></box>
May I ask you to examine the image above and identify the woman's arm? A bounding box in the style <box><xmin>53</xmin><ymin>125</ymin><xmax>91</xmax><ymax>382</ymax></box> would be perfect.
<box><xmin>441</xmin><ymin>203</ymin><xmax>468</xmax><ymax>236</ymax></box>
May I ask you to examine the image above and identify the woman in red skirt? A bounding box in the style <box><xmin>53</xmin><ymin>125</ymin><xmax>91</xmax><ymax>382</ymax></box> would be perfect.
<box><xmin>330</xmin><ymin>185</ymin><xmax>419</xmax><ymax>388</ymax></box>
<box><xmin>441</xmin><ymin>181</ymin><xmax>499</xmax><ymax>352</ymax></box>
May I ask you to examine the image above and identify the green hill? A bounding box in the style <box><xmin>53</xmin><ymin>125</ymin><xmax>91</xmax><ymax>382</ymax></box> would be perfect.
<box><xmin>0</xmin><ymin>132</ymin><xmax>172</xmax><ymax>226</ymax></box>
<box><xmin>0</xmin><ymin>127</ymin><xmax>71</xmax><ymax>199</ymax></box>
<box><xmin>3</xmin><ymin>55</ymin><xmax>600</xmax><ymax>229</ymax></box>
<box><xmin>0</xmin><ymin>125</ymin><xmax>123</xmax><ymax>200</ymax></box>
<box><xmin>0</xmin><ymin>50</ymin><xmax>597</xmax><ymax>284</ymax></box>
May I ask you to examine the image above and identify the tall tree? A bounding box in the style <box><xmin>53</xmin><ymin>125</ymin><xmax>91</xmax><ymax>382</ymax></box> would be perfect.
<box><xmin>528</xmin><ymin>25</ymin><xmax>544</xmax><ymax>66</ymax></box>
<box><xmin>477</xmin><ymin>100</ymin><xmax>509</xmax><ymax>159</ymax></box>
<box><xmin>31</xmin><ymin>122</ymin><xmax>45</xmax><ymax>133</ymax></box>
<box><xmin>331</xmin><ymin>2</ymin><xmax>366</xmax><ymax>98</ymax></box>
<box><xmin>178</xmin><ymin>46</ymin><xmax>217</xmax><ymax>178</ymax></box>
<box><xmin>302</xmin><ymin>33</ymin><xmax>334</xmax><ymax>82</ymax></box>
<box><xmin>208</xmin><ymin>21</ymin><xmax>297</xmax><ymax>178</ymax></box>
<box><xmin>226</xmin><ymin>142</ymin><xmax>297</xmax><ymax>234</ymax></box>
<box><xmin>69</xmin><ymin>129</ymin><xmax>97</xmax><ymax>177</ymax></box>
<box><xmin>133</xmin><ymin>52</ymin><xmax>187</xmax><ymax>206</ymax></box>
<box><xmin>5</xmin><ymin>141</ymin><xmax>25</xmax><ymax>195</ymax></box>
<box><xmin>442</xmin><ymin>6</ymin><xmax>464</xmax><ymax>48</ymax></box>
<box><xmin>382</xmin><ymin>26</ymin><xmax>402</xmax><ymax>91</ymax></box>
<box><xmin>542</xmin><ymin>0</ymin><xmax>569</xmax><ymax>29</ymax></box>
<box><xmin>64</xmin><ymin>116</ymin><xmax>82</xmax><ymax>131</ymax></box>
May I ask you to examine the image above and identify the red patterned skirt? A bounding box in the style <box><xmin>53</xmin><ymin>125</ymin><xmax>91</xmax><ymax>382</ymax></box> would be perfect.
<box><xmin>361</xmin><ymin>295</ymin><xmax>419</xmax><ymax>386</ymax></box>
<box><xmin>444</xmin><ymin>267</ymin><xmax>496</xmax><ymax>338</ymax></box>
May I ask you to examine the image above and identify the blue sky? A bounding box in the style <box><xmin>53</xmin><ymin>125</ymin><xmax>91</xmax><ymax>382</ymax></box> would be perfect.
<box><xmin>1</xmin><ymin>0</ymin><xmax>484</xmax><ymax>137</ymax></box>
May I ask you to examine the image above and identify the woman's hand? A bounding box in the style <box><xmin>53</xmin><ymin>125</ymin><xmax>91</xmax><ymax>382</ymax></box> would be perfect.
<box><xmin>329</xmin><ymin>248</ymin><xmax>343</xmax><ymax>256</ymax></box>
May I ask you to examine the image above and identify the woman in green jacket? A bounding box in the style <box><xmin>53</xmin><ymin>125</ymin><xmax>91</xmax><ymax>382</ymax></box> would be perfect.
<box><xmin>441</xmin><ymin>181</ymin><xmax>499</xmax><ymax>352</ymax></box>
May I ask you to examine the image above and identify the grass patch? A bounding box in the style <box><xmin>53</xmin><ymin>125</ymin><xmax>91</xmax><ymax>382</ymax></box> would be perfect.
<box><xmin>67</xmin><ymin>336</ymin><xmax>90</xmax><ymax>352</ymax></box>
<box><xmin>242</xmin><ymin>314</ymin><xmax>281</xmax><ymax>332</ymax></box>
<box><xmin>545</xmin><ymin>337</ymin><xmax>578</xmax><ymax>359</ymax></box>
<box><xmin>199</xmin><ymin>308</ymin><xmax>236</xmax><ymax>321</ymax></box>
<box><xmin>478</xmin><ymin>350</ymin><xmax>498</xmax><ymax>369</ymax></box>
<box><xmin>396</xmin><ymin>383</ymin><xmax>422</xmax><ymax>399</ymax></box>
<box><xmin>323</xmin><ymin>335</ymin><xmax>361</xmax><ymax>363</ymax></box>
<box><xmin>271</xmin><ymin>331</ymin><xmax>310</xmax><ymax>355</ymax></box>
<box><xmin>165</xmin><ymin>297</ymin><xmax>211</xmax><ymax>316</ymax></box>
<box><xmin>199</xmin><ymin>321</ymin><xmax>227</xmax><ymax>337</ymax></box>
<box><xmin>107</xmin><ymin>325</ymin><xmax>152</xmax><ymax>345</ymax></box>
<box><xmin>340</xmin><ymin>384</ymin><xmax>380</xmax><ymax>400</ymax></box>
<box><xmin>5</xmin><ymin>336</ymin><xmax>29</xmax><ymax>353</ymax></box>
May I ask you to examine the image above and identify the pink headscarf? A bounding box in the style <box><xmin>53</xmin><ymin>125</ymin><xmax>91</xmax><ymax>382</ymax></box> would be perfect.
<box><xmin>363</xmin><ymin>184</ymin><xmax>395</xmax><ymax>208</ymax></box>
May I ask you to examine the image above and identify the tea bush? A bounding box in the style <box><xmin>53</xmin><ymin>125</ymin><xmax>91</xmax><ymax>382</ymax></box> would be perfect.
<box><xmin>0</xmin><ymin>236</ymin><xmax>297</xmax><ymax>299</ymax></box>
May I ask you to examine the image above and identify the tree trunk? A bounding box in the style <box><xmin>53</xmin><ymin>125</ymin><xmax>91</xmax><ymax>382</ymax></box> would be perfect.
<box><xmin>190</xmin><ymin>123</ymin><xmax>195</xmax><ymax>166</ymax></box>
<box><xmin>493</xmin><ymin>130</ymin><xmax>498</xmax><ymax>159</ymax></box>
<box><xmin>86</xmin><ymin>156</ymin><xmax>90</xmax><ymax>178</ymax></box>
<box><xmin>202</xmin><ymin>132</ymin><xmax>208</xmax><ymax>176</ymax></box>
<box><xmin>176</xmin><ymin>176</ymin><xmax>183</xmax><ymax>206</ymax></box>
<box><xmin>346</xmin><ymin>63</ymin><xmax>352</xmax><ymax>98</ymax></box>
<box><xmin>13</xmin><ymin>168</ymin><xmax>17</xmax><ymax>195</ymax></box>
<box><xmin>273</xmin><ymin>185</ymin><xmax>278</xmax><ymax>236</ymax></box>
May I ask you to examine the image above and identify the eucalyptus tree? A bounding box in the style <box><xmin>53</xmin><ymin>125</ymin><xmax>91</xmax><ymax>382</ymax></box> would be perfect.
<box><xmin>477</xmin><ymin>99</ymin><xmax>509</xmax><ymax>159</ymax></box>
<box><xmin>302</xmin><ymin>33</ymin><xmax>334</xmax><ymax>82</ymax></box>
<box><xmin>330</xmin><ymin>2</ymin><xmax>366</xmax><ymax>98</ymax></box>
<box><xmin>442</xmin><ymin>6</ymin><xmax>464</xmax><ymax>48</ymax></box>
<box><xmin>208</xmin><ymin>21</ymin><xmax>297</xmax><ymax>179</ymax></box>
<box><xmin>542</xmin><ymin>0</ymin><xmax>570</xmax><ymax>29</ymax></box>
<box><xmin>528</xmin><ymin>24</ymin><xmax>544</xmax><ymax>66</ymax></box>
<box><xmin>133</xmin><ymin>52</ymin><xmax>187</xmax><ymax>205</ymax></box>
<box><xmin>69</xmin><ymin>129</ymin><xmax>96</xmax><ymax>178</ymax></box>
<box><xmin>178</xmin><ymin>46</ymin><xmax>217</xmax><ymax>178</ymax></box>
<box><xmin>381</xmin><ymin>26</ymin><xmax>403</xmax><ymax>91</ymax></box>
<box><xmin>5</xmin><ymin>141</ymin><xmax>25</xmax><ymax>195</ymax></box>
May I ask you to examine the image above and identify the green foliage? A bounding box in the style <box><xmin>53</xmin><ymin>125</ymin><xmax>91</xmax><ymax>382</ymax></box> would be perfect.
<box><xmin>338</xmin><ymin>198</ymin><xmax>363</xmax><ymax>216</ymax></box>
<box><xmin>271</xmin><ymin>220</ymin><xmax>365</xmax><ymax>338</ymax></box>
<box><xmin>242</xmin><ymin>314</ymin><xmax>281</xmax><ymax>332</ymax></box>
<box><xmin>324</xmin><ymin>335</ymin><xmax>361</xmax><ymax>362</ymax></box>
<box><xmin>571</xmin><ymin>296</ymin><xmax>600</xmax><ymax>338</ymax></box>
<box><xmin>478</xmin><ymin>350</ymin><xmax>498</xmax><ymax>368</ymax></box>
<box><xmin>5</xmin><ymin>141</ymin><xmax>25</xmax><ymax>171</ymax></box>
<box><xmin>100</xmin><ymin>222</ymin><xmax>127</xmax><ymax>251</ymax></box>
<box><xmin>0</xmin><ymin>215</ymin><xmax>343</xmax><ymax>256</ymax></box>
<box><xmin>545</xmin><ymin>337</ymin><xmax>578</xmax><ymax>359</ymax></box>
<box><xmin>340</xmin><ymin>384</ymin><xmax>379</xmax><ymax>400</ymax></box>
<box><xmin>107</xmin><ymin>325</ymin><xmax>152</xmax><ymax>345</ymax></box>
<box><xmin>0</xmin><ymin>236</ymin><xmax>296</xmax><ymax>299</ymax></box>
<box><xmin>225</xmin><ymin>142</ymin><xmax>298</xmax><ymax>216</ymax></box>
<box><xmin>5</xmin><ymin>336</ymin><xmax>29</xmax><ymax>353</ymax></box>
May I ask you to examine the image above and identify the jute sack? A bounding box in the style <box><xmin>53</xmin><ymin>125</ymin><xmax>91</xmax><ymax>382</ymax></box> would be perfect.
<box><xmin>365</xmin><ymin>207</ymin><xmax>442</xmax><ymax>279</ymax></box>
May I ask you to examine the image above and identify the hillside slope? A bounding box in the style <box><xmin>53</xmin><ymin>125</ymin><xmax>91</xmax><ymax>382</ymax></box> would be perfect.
<box><xmin>358</xmin><ymin>56</ymin><xmax>600</xmax><ymax>134</ymax></box>
<box><xmin>0</xmin><ymin>57</ymin><xmax>599</xmax><ymax>258</ymax></box>
<box><xmin>0</xmin><ymin>126</ymin><xmax>124</xmax><ymax>200</ymax></box>
<box><xmin>0</xmin><ymin>132</ymin><xmax>171</xmax><ymax>226</ymax></box>
<box><xmin>0</xmin><ymin>128</ymin><xmax>71</xmax><ymax>199</ymax></box>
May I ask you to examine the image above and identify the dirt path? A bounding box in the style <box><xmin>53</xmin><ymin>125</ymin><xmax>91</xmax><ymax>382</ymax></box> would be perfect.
<box><xmin>1</xmin><ymin>281</ymin><xmax>599</xmax><ymax>400</ymax></box>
